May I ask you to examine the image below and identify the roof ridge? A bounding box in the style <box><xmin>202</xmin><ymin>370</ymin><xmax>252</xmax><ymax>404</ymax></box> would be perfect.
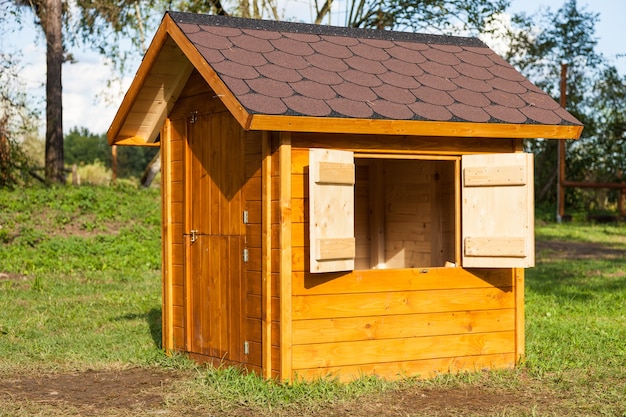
<box><xmin>166</xmin><ymin>11</ymin><xmax>487</xmax><ymax>48</ymax></box>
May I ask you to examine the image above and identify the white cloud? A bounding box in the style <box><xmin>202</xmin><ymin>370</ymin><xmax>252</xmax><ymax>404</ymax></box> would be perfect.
<box><xmin>4</xmin><ymin>19</ymin><xmax>134</xmax><ymax>136</ymax></box>
<box><xmin>62</xmin><ymin>55</ymin><xmax>133</xmax><ymax>135</ymax></box>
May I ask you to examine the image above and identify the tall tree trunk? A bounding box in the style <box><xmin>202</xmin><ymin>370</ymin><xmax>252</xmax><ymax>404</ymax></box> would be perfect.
<box><xmin>140</xmin><ymin>150</ymin><xmax>161</xmax><ymax>188</ymax></box>
<box><xmin>45</xmin><ymin>0</ymin><xmax>64</xmax><ymax>185</ymax></box>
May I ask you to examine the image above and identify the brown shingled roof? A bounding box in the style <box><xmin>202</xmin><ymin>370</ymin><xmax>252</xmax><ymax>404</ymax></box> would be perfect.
<box><xmin>108</xmin><ymin>11</ymin><xmax>583</xmax><ymax>145</ymax></box>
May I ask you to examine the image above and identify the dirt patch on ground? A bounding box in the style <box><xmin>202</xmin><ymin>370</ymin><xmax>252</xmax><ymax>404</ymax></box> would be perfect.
<box><xmin>316</xmin><ymin>386</ymin><xmax>537</xmax><ymax>417</ymax></box>
<box><xmin>0</xmin><ymin>368</ymin><xmax>178</xmax><ymax>413</ymax></box>
<box><xmin>0</xmin><ymin>272</ymin><xmax>29</xmax><ymax>291</ymax></box>
<box><xmin>0</xmin><ymin>367</ymin><xmax>555</xmax><ymax>416</ymax></box>
<box><xmin>536</xmin><ymin>239</ymin><xmax>626</xmax><ymax>260</ymax></box>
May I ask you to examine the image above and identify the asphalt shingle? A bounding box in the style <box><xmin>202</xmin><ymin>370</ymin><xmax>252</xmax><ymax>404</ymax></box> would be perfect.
<box><xmin>170</xmin><ymin>12</ymin><xmax>581</xmax><ymax>127</ymax></box>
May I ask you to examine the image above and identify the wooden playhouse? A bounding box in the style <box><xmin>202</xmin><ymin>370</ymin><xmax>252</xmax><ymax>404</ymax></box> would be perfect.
<box><xmin>108</xmin><ymin>12</ymin><xmax>582</xmax><ymax>381</ymax></box>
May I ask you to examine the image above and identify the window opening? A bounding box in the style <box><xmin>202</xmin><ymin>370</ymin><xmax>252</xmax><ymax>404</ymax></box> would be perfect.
<box><xmin>354</xmin><ymin>158</ymin><xmax>457</xmax><ymax>270</ymax></box>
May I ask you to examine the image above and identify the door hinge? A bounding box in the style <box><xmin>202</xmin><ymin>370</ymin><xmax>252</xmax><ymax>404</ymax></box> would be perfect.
<box><xmin>243</xmin><ymin>210</ymin><xmax>249</xmax><ymax>224</ymax></box>
<box><xmin>242</xmin><ymin>248</ymin><xmax>249</xmax><ymax>263</ymax></box>
<box><xmin>189</xmin><ymin>111</ymin><xmax>198</xmax><ymax>124</ymax></box>
<box><xmin>243</xmin><ymin>341</ymin><xmax>249</xmax><ymax>355</ymax></box>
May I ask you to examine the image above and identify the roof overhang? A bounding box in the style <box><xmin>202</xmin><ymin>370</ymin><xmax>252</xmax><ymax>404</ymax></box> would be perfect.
<box><xmin>245</xmin><ymin>114</ymin><xmax>583</xmax><ymax>139</ymax></box>
<box><xmin>108</xmin><ymin>16</ymin><xmax>194</xmax><ymax>146</ymax></box>
<box><xmin>108</xmin><ymin>14</ymin><xmax>582</xmax><ymax>146</ymax></box>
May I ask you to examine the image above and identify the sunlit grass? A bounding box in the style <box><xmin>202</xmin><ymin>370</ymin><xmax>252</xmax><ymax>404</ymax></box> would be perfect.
<box><xmin>1</xmin><ymin>186</ymin><xmax>626</xmax><ymax>416</ymax></box>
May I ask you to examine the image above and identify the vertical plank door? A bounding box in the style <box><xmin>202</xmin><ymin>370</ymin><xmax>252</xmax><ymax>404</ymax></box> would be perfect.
<box><xmin>184</xmin><ymin>112</ymin><xmax>245</xmax><ymax>363</ymax></box>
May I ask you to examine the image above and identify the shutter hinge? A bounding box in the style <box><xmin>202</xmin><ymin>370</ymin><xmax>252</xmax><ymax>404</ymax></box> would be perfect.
<box><xmin>189</xmin><ymin>111</ymin><xmax>198</xmax><ymax>124</ymax></box>
<box><xmin>243</xmin><ymin>210</ymin><xmax>249</xmax><ymax>224</ymax></box>
<box><xmin>242</xmin><ymin>248</ymin><xmax>249</xmax><ymax>263</ymax></box>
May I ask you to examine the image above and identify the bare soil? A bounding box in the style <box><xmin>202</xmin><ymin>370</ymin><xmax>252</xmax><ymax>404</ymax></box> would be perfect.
<box><xmin>0</xmin><ymin>368</ymin><xmax>174</xmax><ymax>413</ymax></box>
<box><xmin>0</xmin><ymin>239</ymin><xmax>620</xmax><ymax>416</ymax></box>
<box><xmin>535</xmin><ymin>239</ymin><xmax>626</xmax><ymax>260</ymax></box>
<box><xmin>0</xmin><ymin>367</ymin><xmax>552</xmax><ymax>416</ymax></box>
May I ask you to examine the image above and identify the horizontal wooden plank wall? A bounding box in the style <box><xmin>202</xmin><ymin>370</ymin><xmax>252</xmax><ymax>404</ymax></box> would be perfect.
<box><xmin>289</xmin><ymin>134</ymin><xmax>519</xmax><ymax>381</ymax></box>
<box><xmin>242</xmin><ymin>129</ymin><xmax>266</xmax><ymax>376</ymax></box>
<box><xmin>161</xmin><ymin>119</ymin><xmax>173</xmax><ymax>352</ymax></box>
<box><xmin>354</xmin><ymin>159</ymin><xmax>457</xmax><ymax>269</ymax></box>
<box><xmin>245</xmin><ymin>133</ymin><xmax>284</xmax><ymax>379</ymax></box>
<box><xmin>167</xmin><ymin>117</ymin><xmax>186</xmax><ymax>350</ymax></box>
<box><xmin>243</xmin><ymin>130</ymin><xmax>283</xmax><ymax>378</ymax></box>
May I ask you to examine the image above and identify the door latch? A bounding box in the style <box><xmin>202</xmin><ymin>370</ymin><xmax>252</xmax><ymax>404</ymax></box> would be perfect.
<box><xmin>190</xmin><ymin>229</ymin><xmax>199</xmax><ymax>243</ymax></box>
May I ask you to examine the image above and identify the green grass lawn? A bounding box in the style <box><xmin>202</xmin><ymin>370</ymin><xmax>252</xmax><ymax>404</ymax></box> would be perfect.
<box><xmin>1</xmin><ymin>186</ymin><xmax>625</xmax><ymax>416</ymax></box>
<box><xmin>0</xmin><ymin>185</ymin><xmax>166</xmax><ymax>370</ymax></box>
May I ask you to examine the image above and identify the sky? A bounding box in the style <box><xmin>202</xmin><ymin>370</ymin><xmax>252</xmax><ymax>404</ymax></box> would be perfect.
<box><xmin>4</xmin><ymin>0</ymin><xmax>625</xmax><ymax>136</ymax></box>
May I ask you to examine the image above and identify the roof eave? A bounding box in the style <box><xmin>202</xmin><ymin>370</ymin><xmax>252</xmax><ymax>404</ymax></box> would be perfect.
<box><xmin>247</xmin><ymin>115</ymin><xmax>583</xmax><ymax>140</ymax></box>
<box><xmin>107</xmin><ymin>15</ymin><xmax>174</xmax><ymax>146</ymax></box>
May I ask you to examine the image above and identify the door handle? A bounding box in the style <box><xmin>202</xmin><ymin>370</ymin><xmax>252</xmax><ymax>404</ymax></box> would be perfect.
<box><xmin>190</xmin><ymin>229</ymin><xmax>199</xmax><ymax>243</ymax></box>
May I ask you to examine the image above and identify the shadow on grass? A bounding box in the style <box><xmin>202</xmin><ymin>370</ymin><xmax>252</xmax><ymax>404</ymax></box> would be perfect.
<box><xmin>527</xmin><ymin>256</ymin><xmax>626</xmax><ymax>302</ymax></box>
<box><xmin>115</xmin><ymin>308</ymin><xmax>163</xmax><ymax>348</ymax></box>
<box><xmin>147</xmin><ymin>308</ymin><xmax>163</xmax><ymax>347</ymax></box>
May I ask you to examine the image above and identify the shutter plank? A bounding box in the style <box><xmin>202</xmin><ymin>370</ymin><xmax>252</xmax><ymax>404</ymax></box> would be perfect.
<box><xmin>309</xmin><ymin>149</ymin><xmax>355</xmax><ymax>273</ymax></box>
<box><xmin>464</xmin><ymin>166</ymin><xmax>526</xmax><ymax>187</ymax></box>
<box><xmin>461</xmin><ymin>153</ymin><xmax>534</xmax><ymax>268</ymax></box>
<box><xmin>464</xmin><ymin>237</ymin><xmax>527</xmax><ymax>257</ymax></box>
<box><xmin>316</xmin><ymin>162</ymin><xmax>355</xmax><ymax>185</ymax></box>
<box><xmin>316</xmin><ymin>238</ymin><xmax>356</xmax><ymax>261</ymax></box>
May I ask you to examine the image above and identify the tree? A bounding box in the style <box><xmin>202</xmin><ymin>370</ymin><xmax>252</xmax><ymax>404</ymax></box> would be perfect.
<box><xmin>6</xmin><ymin>0</ymin><xmax>245</xmax><ymax>186</ymax></box>
<box><xmin>64</xmin><ymin>128</ymin><xmax>110</xmax><ymax>166</ymax></box>
<box><xmin>0</xmin><ymin>39</ymin><xmax>40</xmax><ymax>187</ymax></box>
<box><xmin>64</xmin><ymin>127</ymin><xmax>159</xmax><ymax>179</ymax></box>
<box><xmin>10</xmin><ymin>0</ymin><xmax>65</xmax><ymax>184</ymax></box>
<box><xmin>45</xmin><ymin>0</ymin><xmax>64</xmax><ymax>185</ymax></box>
<box><xmin>0</xmin><ymin>0</ymin><xmax>525</xmax><ymax>188</ymax></box>
<box><xmin>343</xmin><ymin>0</ymin><xmax>509</xmax><ymax>33</ymax></box>
<box><xmin>503</xmin><ymin>0</ymin><xmax>619</xmax><ymax>210</ymax></box>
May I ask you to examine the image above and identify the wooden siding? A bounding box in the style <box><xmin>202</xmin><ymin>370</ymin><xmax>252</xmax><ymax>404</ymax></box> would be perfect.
<box><xmin>165</xmin><ymin>117</ymin><xmax>186</xmax><ymax>350</ymax></box>
<box><xmin>289</xmin><ymin>134</ymin><xmax>520</xmax><ymax>381</ymax></box>
<box><xmin>278</xmin><ymin>133</ymin><xmax>293</xmax><ymax>380</ymax></box>
<box><xmin>292</xmin><ymin>133</ymin><xmax>520</xmax><ymax>156</ymax></box>
<box><xmin>242</xmin><ymin>129</ymin><xmax>265</xmax><ymax>375</ymax></box>
<box><xmin>246</xmin><ymin>132</ymin><xmax>285</xmax><ymax>379</ymax></box>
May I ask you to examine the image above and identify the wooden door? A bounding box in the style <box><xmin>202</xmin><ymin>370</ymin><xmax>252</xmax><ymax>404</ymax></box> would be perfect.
<box><xmin>184</xmin><ymin>112</ymin><xmax>245</xmax><ymax>362</ymax></box>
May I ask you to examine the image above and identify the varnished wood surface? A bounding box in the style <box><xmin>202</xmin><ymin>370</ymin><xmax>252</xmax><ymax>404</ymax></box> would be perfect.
<box><xmin>279</xmin><ymin>134</ymin><xmax>293</xmax><ymax>381</ymax></box>
<box><xmin>289</xmin><ymin>142</ymin><xmax>521</xmax><ymax>381</ymax></box>
<box><xmin>248</xmin><ymin>114</ymin><xmax>582</xmax><ymax>139</ymax></box>
<box><xmin>293</xmin><ymin>353</ymin><xmax>516</xmax><ymax>382</ymax></box>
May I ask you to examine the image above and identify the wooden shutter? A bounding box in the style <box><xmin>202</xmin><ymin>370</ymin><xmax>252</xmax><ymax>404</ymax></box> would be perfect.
<box><xmin>309</xmin><ymin>149</ymin><xmax>356</xmax><ymax>273</ymax></box>
<box><xmin>462</xmin><ymin>153</ymin><xmax>534</xmax><ymax>268</ymax></box>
